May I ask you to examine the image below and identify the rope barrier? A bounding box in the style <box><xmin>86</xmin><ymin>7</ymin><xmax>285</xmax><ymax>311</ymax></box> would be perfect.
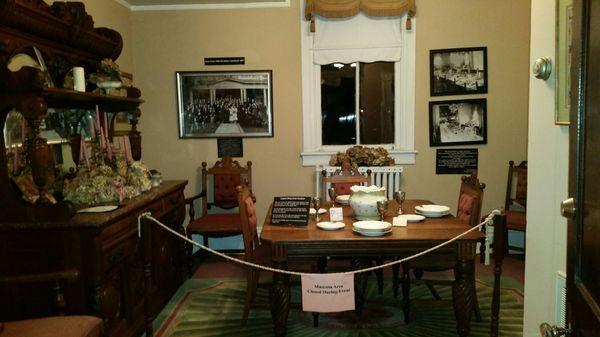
<box><xmin>138</xmin><ymin>210</ymin><xmax>501</xmax><ymax>277</ymax></box>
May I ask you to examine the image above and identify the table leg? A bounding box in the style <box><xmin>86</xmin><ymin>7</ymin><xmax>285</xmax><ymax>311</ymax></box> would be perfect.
<box><xmin>351</xmin><ymin>257</ymin><xmax>370</xmax><ymax>315</ymax></box>
<box><xmin>270</xmin><ymin>260</ymin><xmax>290</xmax><ymax>337</ymax></box>
<box><xmin>453</xmin><ymin>259</ymin><xmax>475</xmax><ymax>337</ymax></box>
<box><xmin>401</xmin><ymin>262</ymin><xmax>411</xmax><ymax>323</ymax></box>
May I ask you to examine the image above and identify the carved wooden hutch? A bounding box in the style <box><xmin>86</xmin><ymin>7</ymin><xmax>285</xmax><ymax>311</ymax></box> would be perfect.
<box><xmin>0</xmin><ymin>2</ymin><xmax>187</xmax><ymax>337</ymax></box>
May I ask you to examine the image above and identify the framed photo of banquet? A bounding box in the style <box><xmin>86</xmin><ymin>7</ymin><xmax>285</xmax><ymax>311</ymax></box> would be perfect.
<box><xmin>176</xmin><ymin>70</ymin><xmax>274</xmax><ymax>138</ymax></box>
<box><xmin>430</xmin><ymin>47</ymin><xmax>488</xmax><ymax>96</ymax></box>
<box><xmin>429</xmin><ymin>99</ymin><xmax>487</xmax><ymax>147</ymax></box>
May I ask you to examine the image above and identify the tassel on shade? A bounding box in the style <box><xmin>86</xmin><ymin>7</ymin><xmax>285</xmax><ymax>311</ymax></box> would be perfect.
<box><xmin>13</xmin><ymin>144</ymin><xmax>19</xmax><ymax>175</ymax></box>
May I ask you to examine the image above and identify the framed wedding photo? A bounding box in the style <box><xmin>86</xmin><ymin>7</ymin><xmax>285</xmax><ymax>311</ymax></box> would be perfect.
<box><xmin>429</xmin><ymin>99</ymin><xmax>487</xmax><ymax>147</ymax></box>
<box><xmin>176</xmin><ymin>70</ymin><xmax>274</xmax><ymax>138</ymax></box>
<box><xmin>430</xmin><ymin>47</ymin><xmax>488</xmax><ymax>96</ymax></box>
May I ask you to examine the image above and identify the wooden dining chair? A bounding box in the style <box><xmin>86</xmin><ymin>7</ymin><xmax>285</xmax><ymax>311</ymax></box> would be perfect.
<box><xmin>236</xmin><ymin>184</ymin><xmax>312</xmax><ymax>325</ymax></box>
<box><xmin>185</xmin><ymin>156</ymin><xmax>252</xmax><ymax>271</ymax></box>
<box><xmin>321</xmin><ymin>161</ymin><xmax>372</xmax><ymax>201</ymax></box>
<box><xmin>504</xmin><ymin>160</ymin><xmax>527</xmax><ymax>253</ymax></box>
<box><xmin>0</xmin><ymin>269</ymin><xmax>104</xmax><ymax>337</ymax></box>
<box><xmin>236</xmin><ymin>183</ymin><xmax>267</xmax><ymax>325</ymax></box>
<box><xmin>398</xmin><ymin>171</ymin><xmax>485</xmax><ymax>322</ymax></box>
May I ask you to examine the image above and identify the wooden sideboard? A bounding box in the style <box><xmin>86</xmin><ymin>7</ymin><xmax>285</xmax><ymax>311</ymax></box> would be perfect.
<box><xmin>0</xmin><ymin>180</ymin><xmax>188</xmax><ymax>337</ymax></box>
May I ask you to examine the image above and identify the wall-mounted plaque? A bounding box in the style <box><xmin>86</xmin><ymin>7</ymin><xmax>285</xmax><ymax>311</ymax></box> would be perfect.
<box><xmin>217</xmin><ymin>138</ymin><xmax>243</xmax><ymax>157</ymax></box>
<box><xmin>436</xmin><ymin>149</ymin><xmax>478</xmax><ymax>174</ymax></box>
<box><xmin>270</xmin><ymin>197</ymin><xmax>311</xmax><ymax>226</ymax></box>
<box><xmin>204</xmin><ymin>57</ymin><xmax>245</xmax><ymax>65</ymax></box>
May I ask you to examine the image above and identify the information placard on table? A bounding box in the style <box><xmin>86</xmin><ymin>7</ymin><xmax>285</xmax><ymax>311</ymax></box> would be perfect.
<box><xmin>270</xmin><ymin>196</ymin><xmax>311</xmax><ymax>226</ymax></box>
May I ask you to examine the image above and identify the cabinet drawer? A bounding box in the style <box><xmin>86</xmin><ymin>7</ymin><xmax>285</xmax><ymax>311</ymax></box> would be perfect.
<box><xmin>102</xmin><ymin>235</ymin><xmax>136</xmax><ymax>272</ymax></box>
<box><xmin>163</xmin><ymin>190</ymin><xmax>184</xmax><ymax>213</ymax></box>
<box><xmin>143</xmin><ymin>198</ymin><xmax>165</xmax><ymax>218</ymax></box>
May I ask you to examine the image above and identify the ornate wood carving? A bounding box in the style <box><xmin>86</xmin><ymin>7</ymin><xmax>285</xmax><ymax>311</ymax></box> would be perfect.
<box><xmin>0</xmin><ymin>0</ymin><xmax>144</xmax><ymax>222</ymax></box>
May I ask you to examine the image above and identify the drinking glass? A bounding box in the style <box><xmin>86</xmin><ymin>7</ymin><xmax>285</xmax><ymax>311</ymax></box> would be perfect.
<box><xmin>376</xmin><ymin>199</ymin><xmax>389</xmax><ymax>221</ymax></box>
<box><xmin>394</xmin><ymin>191</ymin><xmax>406</xmax><ymax>215</ymax></box>
<box><xmin>312</xmin><ymin>197</ymin><xmax>322</xmax><ymax>222</ymax></box>
<box><xmin>328</xmin><ymin>187</ymin><xmax>337</xmax><ymax>206</ymax></box>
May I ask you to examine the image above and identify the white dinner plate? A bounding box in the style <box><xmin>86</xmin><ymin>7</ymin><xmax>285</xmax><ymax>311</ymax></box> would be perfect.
<box><xmin>415</xmin><ymin>209</ymin><xmax>450</xmax><ymax>218</ymax></box>
<box><xmin>77</xmin><ymin>205</ymin><xmax>118</xmax><ymax>213</ymax></box>
<box><xmin>316</xmin><ymin>221</ymin><xmax>346</xmax><ymax>230</ymax></box>
<box><xmin>352</xmin><ymin>227</ymin><xmax>392</xmax><ymax>237</ymax></box>
<box><xmin>352</xmin><ymin>220</ymin><xmax>392</xmax><ymax>232</ymax></box>
<box><xmin>415</xmin><ymin>205</ymin><xmax>451</xmax><ymax>213</ymax></box>
<box><xmin>335</xmin><ymin>195</ymin><xmax>350</xmax><ymax>205</ymax></box>
<box><xmin>309</xmin><ymin>208</ymin><xmax>327</xmax><ymax>215</ymax></box>
<box><xmin>398</xmin><ymin>214</ymin><xmax>426</xmax><ymax>222</ymax></box>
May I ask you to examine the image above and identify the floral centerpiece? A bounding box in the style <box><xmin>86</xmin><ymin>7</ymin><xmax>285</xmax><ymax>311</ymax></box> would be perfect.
<box><xmin>329</xmin><ymin>146</ymin><xmax>395</xmax><ymax>167</ymax></box>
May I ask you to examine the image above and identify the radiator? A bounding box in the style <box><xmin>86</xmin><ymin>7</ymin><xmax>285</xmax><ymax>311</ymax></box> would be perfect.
<box><xmin>555</xmin><ymin>271</ymin><xmax>567</xmax><ymax>328</ymax></box>
<box><xmin>316</xmin><ymin>165</ymin><xmax>403</xmax><ymax>200</ymax></box>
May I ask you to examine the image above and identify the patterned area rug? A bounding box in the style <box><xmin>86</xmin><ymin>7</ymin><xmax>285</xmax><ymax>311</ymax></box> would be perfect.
<box><xmin>151</xmin><ymin>277</ymin><xmax>523</xmax><ymax>337</ymax></box>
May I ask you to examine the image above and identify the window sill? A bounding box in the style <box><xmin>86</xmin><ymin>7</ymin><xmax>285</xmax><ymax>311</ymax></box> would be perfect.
<box><xmin>301</xmin><ymin>150</ymin><xmax>417</xmax><ymax>167</ymax></box>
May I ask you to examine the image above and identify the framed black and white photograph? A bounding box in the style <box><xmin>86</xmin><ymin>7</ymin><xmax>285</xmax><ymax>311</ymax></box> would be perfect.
<box><xmin>176</xmin><ymin>70</ymin><xmax>273</xmax><ymax>138</ymax></box>
<box><xmin>430</xmin><ymin>47</ymin><xmax>487</xmax><ymax>96</ymax></box>
<box><xmin>429</xmin><ymin>99</ymin><xmax>487</xmax><ymax>147</ymax></box>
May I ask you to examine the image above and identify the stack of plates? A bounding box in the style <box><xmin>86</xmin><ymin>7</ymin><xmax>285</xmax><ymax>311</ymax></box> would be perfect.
<box><xmin>352</xmin><ymin>220</ymin><xmax>392</xmax><ymax>237</ymax></box>
<box><xmin>414</xmin><ymin>205</ymin><xmax>451</xmax><ymax>218</ymax></box>
<box><xmin>335</xmin><ymin>195</ymin><xmax>350</xmax><ymax>205</ymax></box>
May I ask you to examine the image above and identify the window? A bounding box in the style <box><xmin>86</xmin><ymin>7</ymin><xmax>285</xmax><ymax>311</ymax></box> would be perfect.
<box><xmin>301</xmin><ymin>13</ymin><xmax>417</xmax><ymax>166</ymax></box>
<box><xmin>321</xmin><ymin>62</ymin><xmax>395</xmax><ymax>146</ymax></box>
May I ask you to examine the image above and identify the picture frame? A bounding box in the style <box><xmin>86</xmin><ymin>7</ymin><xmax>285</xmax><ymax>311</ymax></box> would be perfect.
<box><xmin>430</xmin><ymin>47</ymin><xmax>488</xmax><ymax>96</ymax></box>
<box><xmin>555</xmin><ymin>0</ymin><xmax>573</xmax><ymax>125</ymax></box>
<box><xmin>429</xmin><ymin>99</ymin><xmax>487</xmax><ymax>147</ymax></box>
<box><xmin>176</xmin><ymin>70</ymin><xmax>274</xmax><ymax>138</ymax></box>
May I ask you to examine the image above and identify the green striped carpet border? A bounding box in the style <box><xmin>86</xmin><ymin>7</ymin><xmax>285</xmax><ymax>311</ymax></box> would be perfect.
<box><xmin>150</xmin><ymin>277</ymin><xmax>523</xmax><ymax>337</ymax></box>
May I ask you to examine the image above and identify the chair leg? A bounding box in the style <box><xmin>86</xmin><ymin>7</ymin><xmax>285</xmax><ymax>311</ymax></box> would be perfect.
<box><xmin>203</xmin><ymin>235</ymin><xmax>209</xmax><ymax>248</ymax></box>
<box><xmin>392</xmin><ymin>260</ymin><xmax>400</xmax><ymax>299</ymax></box>
<box><xmin>479</xmin><ymin>236</ymin><xmax>486</xmax><ymax>264</ymax></box>
<box><xmin>242</xmin><ymin>267</ymin><xmax>253</xmax><ymax>325</ymax></box>
<box><xmin>186</xmin><ymin>232</ymin><xmax>194</xmax><ymax>277</ymax></box>
<box><xmin>425</xmin><ymin>282</ymin><xmax>442</xmax><ymax>300</ymax></box>
<box><xmin>471</xmin><ymin>271</ymin><xmax>482</xmax><ymax>322</ymax></box>
<box><xmin>375</xmin><ymin>257</ymin><xmax>384</xmax><ymax>295</ymax></box>
<box><xmin>401</xmin><ymin>263</ymin><xmax>411</xmax><ymax>323</ymax></box>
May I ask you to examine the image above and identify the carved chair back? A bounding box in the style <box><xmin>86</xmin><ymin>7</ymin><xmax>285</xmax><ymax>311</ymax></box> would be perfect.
<box><xmin>237</xmin><ymin>184</ymin><xmax>259</xmax><ymax>262</ymax></box>
<box><xmin>201</xmin><ymin>156</ymin><xmax>252</xmax><ymax>214</ymax></box>
<box><xmin>457</xmin><ymin>171</ymin><xmax>486</xmax><ymax>226</ymax></box>
<box><xmin>504</xmin><ymin>160</ymin><xmax>528</xmax><ymax>210</ymax></box>
<box><xmin>321</xmin><ymin>162</ymin><xmax>372</xmax><ymax>199</ymax></box>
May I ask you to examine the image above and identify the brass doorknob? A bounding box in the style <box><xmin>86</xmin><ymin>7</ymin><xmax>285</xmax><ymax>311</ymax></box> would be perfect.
<box><xmin>560</xmin><ymin>198</ymin><xmax>576</xmax><ymax>219</ymax></box>
<box><xmin>540</xmin><ymin>323</ymin><xmax>571</xmax><ymax>337</ymax></box>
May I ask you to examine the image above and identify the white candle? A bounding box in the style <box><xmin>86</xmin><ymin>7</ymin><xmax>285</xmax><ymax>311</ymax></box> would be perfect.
<box><xmin>73</xmin><ymin>67</ymin><xmax>85</xmax><ymax>92</ymax></box>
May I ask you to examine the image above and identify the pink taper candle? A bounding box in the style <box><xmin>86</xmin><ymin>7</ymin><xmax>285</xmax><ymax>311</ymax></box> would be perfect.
<box><xmin>88</xmin><ymin>117</ymin><xmax>95</xmax><ymax>139</ymax></box>
<box><xmin>95</xmin><ymin>105</ymin><xmax>101</xmax><ymax>129</ymax></box>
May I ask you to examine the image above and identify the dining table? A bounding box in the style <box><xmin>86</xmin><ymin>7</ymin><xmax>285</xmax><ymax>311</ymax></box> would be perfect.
<box><xmin>259</xmin><ymin>199</ymin><xmax>485</xmax><ymax>337</ymax></box>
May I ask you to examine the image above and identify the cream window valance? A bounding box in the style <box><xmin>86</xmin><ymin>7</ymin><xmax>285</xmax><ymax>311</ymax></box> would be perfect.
<box><xmin>305</xmin><ymin>0</ymin><xmax>416</xmax><ymax>31</ymax></box>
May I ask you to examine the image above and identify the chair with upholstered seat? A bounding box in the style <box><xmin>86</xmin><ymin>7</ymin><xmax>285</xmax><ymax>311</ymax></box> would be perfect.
<box><xmin>0</xmin><ymin>269</ymin><xmax>103</xmax><ymax>337</ymax></box>
<box><xmin>398</xmin><ymin>171</ymin><xmax>485</xmax><ymax>322</ymax></box>
<box><xmin>236</xmin><ymin>184</ymin><xmax>312</xmax><ymax>325</ymax></box>
<box><xmin>185</xmin><ymin>156</ymin><xmax>252</xmax><ymax>267</ymax></box>
<box><xmin>504</xmin><ymin>160</ymin><xmax>527</xmax><ymax>253</ymax></box>
<box><xmin>321</xmin><ymin>161</ymin><xmax>372</xmax><ymax>201</ymax></box>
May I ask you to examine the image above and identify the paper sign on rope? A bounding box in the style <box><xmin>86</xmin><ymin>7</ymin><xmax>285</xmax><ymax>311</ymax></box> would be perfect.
<box><xmin>301</xmin><ymin>273</ymin><xmax>355</xmax><ymax>312</ymax></box>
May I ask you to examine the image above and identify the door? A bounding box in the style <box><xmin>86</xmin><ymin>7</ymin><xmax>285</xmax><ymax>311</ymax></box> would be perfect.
<box><xmin>564</xmin><ymin>0</ymin><xmax>600</xmax><ymax>335</ymax></box>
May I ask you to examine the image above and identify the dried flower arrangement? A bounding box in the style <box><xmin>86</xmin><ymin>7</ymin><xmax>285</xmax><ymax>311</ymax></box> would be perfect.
<box><xmin>329</xmin><ymin>146</ymin><xmax>396</xmax><ymax>167</ymax></box>
<box><xmin>89</xmin><ymin>59</ymin><xmax>122</xmax><ymax>84</ymax></box>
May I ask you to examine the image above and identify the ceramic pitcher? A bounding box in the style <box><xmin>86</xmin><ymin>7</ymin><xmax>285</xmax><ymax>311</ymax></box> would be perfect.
<box><xmin>349</xmin><ymin>185</ymin><xmax>387</xmax><ymax>220</ymax></box>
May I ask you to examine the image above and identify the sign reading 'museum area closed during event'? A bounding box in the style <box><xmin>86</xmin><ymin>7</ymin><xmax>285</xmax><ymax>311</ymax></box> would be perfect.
<box><xmin>301</xmin><ymin>273</ymin><xmax>355</xmax><ymax>313</ymax></box>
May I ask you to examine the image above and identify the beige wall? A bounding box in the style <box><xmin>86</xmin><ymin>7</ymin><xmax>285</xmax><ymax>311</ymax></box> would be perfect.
<box><xmin>129</xmin><ymin>0</ymin><xmax>530</xmax><ymax>227</ymax></box>
<box><xmin>406</xmin><ymin>0</ymin><xmax>530</xmax><ymax>214</ymax></box>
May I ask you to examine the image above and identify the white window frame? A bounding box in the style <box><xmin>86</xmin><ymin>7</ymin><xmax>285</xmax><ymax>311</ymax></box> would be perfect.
<box><xmin>300</xmin><ymin>13</ymin><xmax>417</xmax><ymax>166</ymax></box>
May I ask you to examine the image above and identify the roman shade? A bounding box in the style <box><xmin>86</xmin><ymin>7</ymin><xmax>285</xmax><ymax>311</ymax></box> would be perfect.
<box><xmin>312</xmin><ymin>13</ymin><xmax>403</xmax><ymax>64</ymax></box>
<box><xmin>305</xmin><ymin>0</ymin><xmax>416</xmax><ymax>30</ymax></box>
